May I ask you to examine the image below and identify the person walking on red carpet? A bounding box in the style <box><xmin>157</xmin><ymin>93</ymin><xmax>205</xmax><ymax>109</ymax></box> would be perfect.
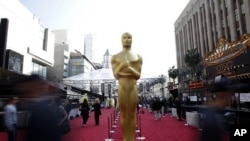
<box><xmin>174</xmin><ymin>97</ymin><xmax>182</xmax><ymax>121</ymax></box>
<box><xmin>92</xmin><ymin>98</ymin><xmax>102</xmax><ymax>126</ymax></box>
<box><xmin>152</xmin><ymin>97</ymin><xmax>162</xmax><ymax>120</ymax></box>
<box><xmin>80</xmin><ymin>99</ymin><xmax>90</xmax><ymax>127</ymax></box>
<box><xmin>4</xmin><ymin>97</ymin><xmax>19</xmax><ymax>141</ymax></box>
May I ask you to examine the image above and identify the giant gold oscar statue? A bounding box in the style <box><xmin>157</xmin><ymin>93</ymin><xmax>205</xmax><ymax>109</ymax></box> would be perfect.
<box><xmin>111</xmin><ymin>32</ymin><xmax>143</xmax><ymax>141</ymax></box>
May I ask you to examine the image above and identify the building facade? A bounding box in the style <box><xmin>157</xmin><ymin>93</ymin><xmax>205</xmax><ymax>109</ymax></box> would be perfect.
<box><xmin>84</xmin><ymin>34</ymin><xmax>94</xmax><ymax>61</ymax></box>
<box><xmin>102</xmin><ymin>49</ymin><xmax>112</xmax><ymax>69</ymax></box>
<box><xmin>175</xmin><ymin>0</ymin><xmax>250</xmax><ymax>72</ymax></box>
<box><xmin>47</xmin><ymin>44</ymin><xmax>70</xmax><ymax>82</ymax></box>
<box><xmin>68</xmin><ymin>52</ymin><xmax>85</xmax><ymax>77</ymax></box>
<box><xmin>47</xmin><ymin>30</ymin><xmax>70</xmax><ymax>82</ymax></box>
<box><xmin>174</xmin><ymin>0</ymin><xmax>250</xmax><ymax>110</ymax></box>
<box><xmin>0</xmin><ymin>0</ymin><xmax>54</xmax><ymax>78</ymax></box>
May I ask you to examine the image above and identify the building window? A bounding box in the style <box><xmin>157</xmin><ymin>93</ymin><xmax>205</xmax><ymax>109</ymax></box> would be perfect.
<box><xmin>222</xmin><ymin>27</ymin><xmax>225</xmax><ymax>38</ymax></box>
<box><xmin>233</xmin><ymin>0</ymin><xmax>237</xmax><ymax>10</ymax></box>
<box><xmin>32</xmin><ymin>62</ymin><xmax>47</xmax><ymax>79</ymax></box>
<box><xmin>222</xmin><ymin>20</ymin><xmax>225</xmax><ymax>27</ymax></box>
<box><xmin>240</xmin><ymin>0</ymin><xmax>243</xmax><ymax>5</ymax></box>
<box><xmin>63</xmin><ymin>71</ymin><xmax>68</xmax><ymax>78</ymax></box>
<box><xmin>236</xmin><ymin>20</ymin><xmax>240</xmax><ymax>29</ymax></box>
<box><xmin>225</xmin><ymin>8</ymin><xmax>228</xmax><ymax>16</ymax></box>
<box><xmin>242</xmin><ymin>14</ymin><xmax>247</xmax><ymax>34</ymax></box>
<box><xmin>227</xmin><ymin>26</ymin><xmax>231</xmax><ymax>41</ymax></box>
<box><xmin>226</xmin><ymin>16</ymin><xmax>230</xmax><ymax>26</ymax></box>
<box><xmin>235</xmin><ymin>10</ymin><xmax>239</xmax><ymax>21</ymax></box>
<box><xmin>224</xmin><ymin>0</ymin><xmax>228</xmax><ymax>8</ymax></box>
<box><xmin>43</xmin><ymin>29</ymin><xmax>48</xmax><ymax>51</ymax></box>
<box><xmin>237</xmin><ymin>30</ymin><xmax>241</xmax><ymax>39</ymax></box>
<box><xmin>241</xmin><ymin>5</ymin><xmax>245</xmax><ymax>14</ymax></box>
<box><xmin>64</xmin><ymin>64</ymin><xmax>67</xmax><ymax>70</ymax></box>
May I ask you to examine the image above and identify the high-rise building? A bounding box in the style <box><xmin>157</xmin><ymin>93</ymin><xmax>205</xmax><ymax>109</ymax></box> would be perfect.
<box><xmin>175</xmin><ymin>0</ymin><xmax>250</xmax><ymax>71</ymax></box>
<box><xmin>47</xmin><ymin>30</ymin><xmax>70</xmax><ymax>82</ymax></box>
<box><xmin>84</xmin><ymin>34</ymin><xmax>94</xmax><ymax>61</ymax></box>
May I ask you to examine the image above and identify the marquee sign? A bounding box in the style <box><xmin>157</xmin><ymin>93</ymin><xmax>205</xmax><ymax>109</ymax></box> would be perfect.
<box><xmin>203</xmin><ymin>34</ymin><xmax>250</xmax><ymax>79</ymax></box>
<box><xmin>204</xmin><ymin>34</ymin><xmax>250</xmax><ymax>66</ymax></box>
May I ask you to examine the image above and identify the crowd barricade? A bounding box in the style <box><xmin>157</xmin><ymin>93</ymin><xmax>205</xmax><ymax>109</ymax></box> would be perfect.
<box><xmin>0</xmin><ymin>111</ymin><xmax>30</xmax><ymax>130</ymax></box>
<box><xmin>171</xmin><ymin>108</ymin><xmax>177</xmax><ymax>117</ymax></box>
<box><xmin>68</xmin><ymin>108</ymin><xmax>80</xmax><ymax>119</ymax></box>
<box><xmin>185</xmin><ymin>111</ymin><xmax>199</xmax><ymax>127</ymax></box>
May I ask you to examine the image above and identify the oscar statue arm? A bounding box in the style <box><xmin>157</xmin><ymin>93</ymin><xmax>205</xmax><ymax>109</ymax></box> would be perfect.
<box><xmin>111</xmin><ymin>55</ymin><xmax>128</xmax><ymax>79</ymax></box>
<box><xmin>127</xmin><ymin>55</ymin><xmax>143</xmax><ymax>80</ymax></box>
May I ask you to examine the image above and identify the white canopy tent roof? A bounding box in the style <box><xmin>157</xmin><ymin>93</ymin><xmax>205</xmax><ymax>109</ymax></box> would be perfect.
<box><xmin>63</xmin><ymin>68</ymin><xmax>159</xmax><ymax>82</ymax></box>
<box><xmin>62</xmin><ymin>68</ymin><xmax>162</xmax><ymax>97</ymax></box>
<box><xmin>64</xmin><ymin>68</ymin><xmax>115</xmax><ymax>81</ymax></box>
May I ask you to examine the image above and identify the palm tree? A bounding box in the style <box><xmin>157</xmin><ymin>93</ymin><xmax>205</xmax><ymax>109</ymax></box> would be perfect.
<box><xmin>168</xmin><ymin>66</ymin><xmax>178</xmax><ymax>85</ymax></box>
<box><xmin>184</xmin><ymin>48</ymin><xmax>201</xmax><ymax>80</ymax></box>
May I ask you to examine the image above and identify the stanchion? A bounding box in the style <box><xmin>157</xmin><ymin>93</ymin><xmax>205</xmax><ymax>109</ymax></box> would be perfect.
<box><xmin>135</xmin><ymin>113</ymin><xmax>140</xmax><ymax>133</ymax></box>
<box><xmin>184</xmin><ymin>116</ymin><xmax>188</xmax><ymax>126</ymax></box>
<box><xmin>116</xmin><ymin>112</ymin><xmax>119</xmax><ymax>121</ymax></box>
<box><xmin>105</xmin><ymin>116</ymin><xmax>113</xmax><ymax>141</ymax></box>
<box><xmin>110</xmin><ymin>114</ymin><xmax>115</xmax><ymax>133</ymax></box>
<box><xmin>136</xmin><ymin>115</ymin><xmax>145</xmax><ymax>140</ymax></box>
<box><xmin>113</xmin><ymin>110</ymin><xmax>117</xmax><ymax>128</ymax></box>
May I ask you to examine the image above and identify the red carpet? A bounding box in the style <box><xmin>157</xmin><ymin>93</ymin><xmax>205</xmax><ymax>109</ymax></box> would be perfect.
<box><xmin>0</xmin><ymin>108</ymin><xmax>230</xmax><ymax>141</ymax></box>
<box><xmin>62</xmin><ymin>108</ymin><xmax>115</xmax><ymax>141</ymax></box>
<box><xmin>112</xmin><ymin>109</ymin><xmax>200</xmax><ymax>141</ymax></box>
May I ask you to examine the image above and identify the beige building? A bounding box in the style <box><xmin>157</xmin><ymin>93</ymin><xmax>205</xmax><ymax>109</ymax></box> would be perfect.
<box><xmin>175</xmin><ymin>0</ymin><xmax>250</xmax><ymax>73</ymax></box>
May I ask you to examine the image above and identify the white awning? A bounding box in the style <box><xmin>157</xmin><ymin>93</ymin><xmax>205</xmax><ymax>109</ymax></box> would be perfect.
<box><xmin>63</xmin><ymin>68</ymin><xmax>159</xmax><ymax>82</ymax></box>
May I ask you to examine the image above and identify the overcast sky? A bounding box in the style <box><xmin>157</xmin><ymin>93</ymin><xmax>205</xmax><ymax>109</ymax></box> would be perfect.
<box><xmin>19</xmin><ymin>0</ymin><xmax>189</xmax><ymax>76</ymax></box>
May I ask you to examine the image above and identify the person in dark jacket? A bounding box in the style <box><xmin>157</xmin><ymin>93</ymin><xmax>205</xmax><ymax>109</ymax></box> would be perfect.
<box><xmin>80</xmin><ymin>99</ymin><xmax>90</xmax><ymax>127</ymax></box>
<box><xmin>92</xmin><ymin>98</ymin><xmax>101</xmax><ymax>125</ymax></box>
<box><xmin>11</xmin><ymin>74</ymin><xmax>61</xmax><ymax>141</ymax></box>
<box><xmin>199</xmin><ymin>97</ymin><xmax>227</xmax><ymax>141</ymax></box>
<box><xmin>152</xmin><ymin>97</ymin><xmax>162</xmax><ymax>120</ymax></box>
<box><xmin>63</xmin><ymin>99</ymin><xmax>71</xmax><ymax>116</ymax></box>
<box><xmin>174</xmin><ymin>97</ymin><xmax>182</xmax><ymax>121</ymax></box>
<box><xmin>26</xmin><ymin>100</ymin><xmax>61</xmax><ymax>141</ymax></box>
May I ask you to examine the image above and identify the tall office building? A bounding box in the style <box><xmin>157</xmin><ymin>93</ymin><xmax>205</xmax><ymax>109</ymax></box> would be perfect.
<box><xmin>175</xmin><ymin>0</ymin><xmax>250</xmax><ymax>71</ymax></box>
<box><xmin>84</xmin><ymin>34</ymin><xmax>94</xmax><ymax>61</ymax></box>
<box><xmin>47</xmin><ymin>30</ymin><xmax>70</xmax><ymax>82</ymax></box>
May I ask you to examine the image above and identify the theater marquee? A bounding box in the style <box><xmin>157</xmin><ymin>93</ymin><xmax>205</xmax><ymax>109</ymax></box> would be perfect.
<box><xmin>204</xmin><ymin>34</ymin><xmax>250</xmax><ymax>80</ymax></box>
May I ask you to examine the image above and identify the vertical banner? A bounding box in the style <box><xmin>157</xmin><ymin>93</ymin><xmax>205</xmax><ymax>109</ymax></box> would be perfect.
<box><xmin>0</xmin><ymin>18</ymin><xmax>9</xmax><ymax>68</ymax></box>
<box><xmin>108</xmin><ymin>83</ymin><xmax>111</xmax><ymax>93</ymax></box>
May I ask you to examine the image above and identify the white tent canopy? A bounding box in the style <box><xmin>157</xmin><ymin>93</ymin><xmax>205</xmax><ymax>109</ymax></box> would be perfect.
<box><xmin>62</xmin><ymin>68</ymin><xmax>161</xmax><ymax>96</ymax></box>
<box><xmin>63</xmin><ymin>68</ymin><xmax>159</xmax><ymax>82</ymax></box>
